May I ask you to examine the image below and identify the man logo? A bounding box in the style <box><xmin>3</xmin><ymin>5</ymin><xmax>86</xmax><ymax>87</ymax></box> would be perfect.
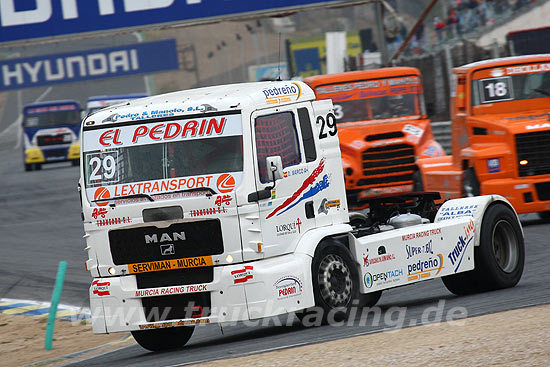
<box><xmin>364</xmin><ymin>272</ymin><xmax>373</xmax><ymax>288</ymax></box>
<box><xmin>217</xmin><ymin>174</ymin><xmax>235</xmax><ymax>193</ymax></box>
<box><xmin>94</xmin><ymin>187</ymin><xmax>110</xmax><ymax>207</ymax></box>
<box><xmin>160</xmin><ymin>244</ymin><xmax>175</xmax><ymax>256</ymax></box>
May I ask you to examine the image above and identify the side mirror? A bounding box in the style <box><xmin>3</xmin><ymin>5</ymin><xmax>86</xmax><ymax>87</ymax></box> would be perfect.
<box><xmin>247</xmin><ymin>156</ymin><xmax>283</xmax><ymax>203</ymax></box>
<box><xmin>266</xmin><ymin>156</ymin><xmax>283</xmax><ymax>181</ymax></box>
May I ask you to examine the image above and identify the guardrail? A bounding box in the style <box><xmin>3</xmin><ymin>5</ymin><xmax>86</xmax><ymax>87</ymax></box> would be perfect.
<box><xmin>431</xmin><ymin>120</ymin><xmax>451</xmax><ymax>154</ymax></box>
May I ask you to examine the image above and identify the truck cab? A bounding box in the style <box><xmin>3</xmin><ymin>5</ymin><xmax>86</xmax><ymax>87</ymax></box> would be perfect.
<box><xmin>80</xmin><ymin>81</ymin><xmax>524</xmax><ymax>352</ymax></box>
<box><xmin>23</xmin><ymin>99</ymin><xmax>82</xmax><ymax>171</ymax></box>
<box><xmin>304</xmin><ymin>68</ymin><xmax>445</xmax><ymax>210</ymax></box>
<box><xmin>417</xmin><ymin>55</ymin><xmax>550</xmax><ymax>218</ymax></box>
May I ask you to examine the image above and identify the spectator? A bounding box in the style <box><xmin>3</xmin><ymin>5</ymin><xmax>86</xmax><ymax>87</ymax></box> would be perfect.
<box><xmin>433</xmin><ymin>16</ymin><xmax>446</xmax><ymax>43</ymax></box>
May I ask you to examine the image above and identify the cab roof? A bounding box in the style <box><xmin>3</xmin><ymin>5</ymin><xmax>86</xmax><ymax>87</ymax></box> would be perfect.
<box><xmin>24</xmin><ymin>99</ymin><xmax>80</xmax><ymax>109</ymax></box>
<box><xmin>84</xmin><ymin>81</ymin><xmax>314</xmax><ymax>127</ymax></box>
<box><xmin>454</xmin><ymin>54</ymin><xmax>550</xmax><ymax>74</ymax></box>
<box><xmin>87</xmin><ymin>93</ymin><xmax>148</xmax><ymax>102</ymax></box>
<box><xmin>303</xmin><ymin>67</ymin><xmax>421</xmax><ymax>88</ymax></box>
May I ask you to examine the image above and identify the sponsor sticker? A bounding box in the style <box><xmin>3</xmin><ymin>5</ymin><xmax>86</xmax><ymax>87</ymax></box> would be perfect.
<box><xmin>135</xmin><ymin>284</ymin><xmax>208</xmax><ymax>297</ymax></box>
<box><xmin>448</xmin><ymin>219</ymin><xmax>476</xmax><ymax>273</ymax></box>
<box><xmin>138</xmin><ymin>318</ymin><xmax>210</xmax><ymax>330</ymax></box>
<box><xmin>128</xmin><ymin>256</ymin><xmax>213</xmax><ymax>274</ymax></box>
<box><xmin>407</xmin><ymin>254</ymin><xmax>444</xmax><ymax>281</ymax></box>
<box><xmin>364</xmin><ymin>272</ymin><xmax>373</xmax><ymax>288</ymax></box>
<box><xmin>92</xmin><ymin>280</ymin><xmax>110</xmax><ymax>296</ymax></box>
<box><xmin>275</xmin><ymin>218</ymin><xmax>303</xmax><ymax>236</ymax></box>
<box><xmin>231</xmin><ymin>265</ymin><xmax>254</xmax><ymax>284</ymax></box>
<box><xmin>274</xmin><ymin>276</ymin><xmax>303</xmax><ymax>299</ymax></box>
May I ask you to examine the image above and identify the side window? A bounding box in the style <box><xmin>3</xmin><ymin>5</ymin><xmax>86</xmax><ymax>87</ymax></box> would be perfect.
<box><xmin>255</xmin><ymin>112</ymin><xmax>301</xmax><ymax>183</ymax></box>
<box><xmin>297</xmin><ymin>108</ymin><xmax>317</xmax><ymax>163</ymax></box>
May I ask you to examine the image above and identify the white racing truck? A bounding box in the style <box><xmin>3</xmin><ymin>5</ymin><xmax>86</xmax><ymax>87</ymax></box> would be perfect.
<box><xmin>79</xmin><ymin>81</ymin><xmax>524</xmax><ymax>351</ymax></box>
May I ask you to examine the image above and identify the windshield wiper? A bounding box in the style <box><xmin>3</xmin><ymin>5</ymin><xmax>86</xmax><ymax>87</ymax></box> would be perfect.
<box><xmin>534</xmin><ymin>88</ymin><xmax>550</xmax><ymax>97</ymax></box>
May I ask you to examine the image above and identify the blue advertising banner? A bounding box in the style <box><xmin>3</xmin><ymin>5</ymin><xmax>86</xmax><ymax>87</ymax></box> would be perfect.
<box><xmin>0</xmin><ymin>39</ymin><xmax>178</xmax><ymax>91</ymax></box>
<box><xmin>0</xmin><ymin>1</ymin><xmax>359</xmax><ymax>44</ymax></box>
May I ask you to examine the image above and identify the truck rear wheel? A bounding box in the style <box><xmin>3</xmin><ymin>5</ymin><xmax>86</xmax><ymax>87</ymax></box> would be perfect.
<box><xmin>443</xmin><ymin>203</ymin><xmax>524</xmax><ymax>295</ymax></box>
<box><xmin>306</xmin><ymin>240</ymin><xmax>362</xmax><ymax>324</ymax></box>
<box><xmin>24</xmin><ymin>164</ymin><xmax>33</xmax><ymax>172</ymax></box>
<box><xmin>131</xmin><ymin>326</ymin><xmax>194</xmax><ymax>352</ymax></box>
<box><xmin>461</xmin><ymin>168</ymin><xmax>480</xmax><ymax>197</ymax></box>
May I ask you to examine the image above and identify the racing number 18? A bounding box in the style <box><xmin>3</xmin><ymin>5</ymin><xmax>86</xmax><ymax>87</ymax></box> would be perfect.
<box><xmin>317</xmin><ymin>113</ymin><xmax>337</xmax><ymax>139</ymax></box>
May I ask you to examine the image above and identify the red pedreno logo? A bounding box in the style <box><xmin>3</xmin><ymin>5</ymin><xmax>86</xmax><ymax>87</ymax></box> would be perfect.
<box><xmin>94</xmin><ymin>187</ymin><xmax>110</xmax><ymax>207</ymax></box>
<box><xmin>217</xmin><ymin>174</ymin><xmax>235</xmax><ymax>193</ymax></box>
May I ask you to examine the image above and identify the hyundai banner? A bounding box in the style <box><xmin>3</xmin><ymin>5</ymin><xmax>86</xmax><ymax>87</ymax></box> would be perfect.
<box><xmin>0</xmin><ymin>39</ymin><xmax>178</xmax><ymax>91</ymax></box>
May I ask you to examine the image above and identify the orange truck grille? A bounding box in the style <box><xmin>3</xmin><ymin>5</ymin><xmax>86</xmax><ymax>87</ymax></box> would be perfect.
<box><xmin>358</xmin><ymin>143</ymin><xmax>416</xmax><ymax>186</ymax></box>
<box><xmin>515</xmin><ymin>131</ymin><xmax>550</xmax><ymax>177</ymax></box>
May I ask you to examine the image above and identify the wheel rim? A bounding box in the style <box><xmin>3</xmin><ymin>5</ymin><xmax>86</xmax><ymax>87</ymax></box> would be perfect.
<box><xmin>492</xmin><ymin>219</ymin><xmax>519</xmax><ymax>273</ymax></box>
<box><xmin>317</xmin><ymin>254</ymin><xmax>353</xmax><ymax>308</ymax></box>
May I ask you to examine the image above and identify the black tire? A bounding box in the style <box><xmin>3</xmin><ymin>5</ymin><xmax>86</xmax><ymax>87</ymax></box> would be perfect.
<box><xmin>131</xmin><ymin>326</ymin><xmax>194</xmax><ymax>352</ymax></box>
<box><xmin>443</xmin><ymin>203</ymin><xmax>524</xmax><ymax>295</ymax></box>
<box><xmin>539</xmin><ymin>212</ymin><xmax>550</xmax><ymax>222</ymax></box>
<box><xmin>304</xmin><ymin>240</ymin><xmax>362</xmax><ymax>325</ymax></box>
<box><xmin>71</xmin><ymin>159</ymin><xmax>79</xmax><ymax>166</ymax></box>
<box><xmin>35</xmin><ymin>163</ymin><xmax>42</xmax><ymax>171</ymax></box>
<box><xmin>24</xmin><ymin>164</ymin><xmax>33</xmax><ymax>172</ymax></box>
<box><xmin>412</xmin><ymin>170</ymin><xmax>424</xmax><ymax>192</ymax></box>
<box><xmin>461</xmin><ymin>168</ymin><xmax>480</xmax><ymax>197</ymax></box>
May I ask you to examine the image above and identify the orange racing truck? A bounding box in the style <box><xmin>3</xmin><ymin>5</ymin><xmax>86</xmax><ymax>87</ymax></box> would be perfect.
<box><xmin>304</xmin><ymin>68</ymin><xmax>446</xmax><ymax>210</ymax></box>
<box><xmin>416</xmin><ymin>54</ymin><xmax>550</xmax><ymax>219</ymax></box>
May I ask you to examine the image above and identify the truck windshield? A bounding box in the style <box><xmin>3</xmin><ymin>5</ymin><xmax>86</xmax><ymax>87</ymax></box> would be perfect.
<box><xmin>472</xmin><ymin>67</ymin><xmax>550</xmax><ymax>106</ymax></box>
<box><xmin>315</xmin><ymin>76</ymin><xmax>422</xmax><ymax>123</ymax></box>
<box><xmin>82</xmin><ymin>113</ymin><xmax>244</xmax><ymax>205</ymax></box>
<box><xmin>24</xmin><ymin>109</ymin><xmax>81</xmax><ymax>128</ymax></box>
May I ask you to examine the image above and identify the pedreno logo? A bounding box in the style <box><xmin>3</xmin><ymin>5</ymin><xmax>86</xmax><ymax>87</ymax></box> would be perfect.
<box><xmin>94</xmin><ymin>187</ymin><xmax>110</xmax><ymax>207</ymax></box>
<box><xmin>217</xmin><ymin>174</ymin><xmax>235</xmax><ymax>193</ymax></box>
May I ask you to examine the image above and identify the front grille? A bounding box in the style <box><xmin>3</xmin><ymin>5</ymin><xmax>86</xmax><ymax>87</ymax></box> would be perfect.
<box><xmin>136</xmin><ymin>267</ymin><xmax>214</xmax><ymax>289</ymax></box>
<box><xmin>516</xmin><ymin>131</ymin><xmax>550</xmax><ymax>177</ymax></box>
<box><xmin>365</xmin><ymin>131</ymin><xmax>404</xmax><ymax>141</ymax></box>
<box><xmin>535</xmin><ymin>182</ymin><xmax>550</xmax><ymax>201</ymax></box>
<box><xmin>43</xmin><ymin>148</ymin><xmax>67</xmax><ymax>158</ymax></box>
<box><xmin>359</xmin><ymin>144</ymin><xmax>416</xmax><ymax>187</ymax></box>
<box><xmin>37</xmin><ymin>134</ymin><xmax>71</xmax><ymax>146</ymax></box>
<box><xmin>109</xmin><ymin>220</ymin><xmax>223</xmax><ymax>265</ymax></box>
<box><xmin>142</xmin><ymin>293</ymin><xmax>211</xmax><ymax>321</ymax></box>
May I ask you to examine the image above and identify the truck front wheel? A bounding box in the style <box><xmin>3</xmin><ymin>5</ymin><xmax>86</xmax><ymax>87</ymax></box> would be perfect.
<box><xmin>442</xmin><ymin>203</ymin><xmax>524</xmax><ymax>295</ymax></box>
<box><xmin>131</xmin><ymin>326</ymin><xmax>195</xmax><ymax>352</ymax></box>
<box><xmin>308</xmin><ymin>240</ymin><xmax>362</xmax><ymax>324</ymax></box>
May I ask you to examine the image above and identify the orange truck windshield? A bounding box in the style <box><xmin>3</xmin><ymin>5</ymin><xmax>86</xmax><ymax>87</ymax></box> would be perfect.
<box><xmin>471</xmin><ymin>62</ymin><xmax>550</xmax><ymax>114</ymax></box>
<box><xmin>314</xmin><ymin>76</ymin><xmax>423</xmax><ymax>123</ymax></box>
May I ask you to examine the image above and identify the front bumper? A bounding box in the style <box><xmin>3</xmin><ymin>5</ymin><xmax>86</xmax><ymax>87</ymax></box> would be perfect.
<box><xmin>482</xmin><ymin>177</ymin><xmax>550</xmax><ymax>214</ymax></box>
<box><xmin>89</xmin><ymin>253</ymin><xmax>314</xmax><ymax>333</ymax></box>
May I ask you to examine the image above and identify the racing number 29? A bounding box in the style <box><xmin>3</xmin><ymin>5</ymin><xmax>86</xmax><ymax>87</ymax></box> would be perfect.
<box><xmin>317</xmin><ymin>113</ymin><xmax>337</xmax><ymax>139</ymax></box>
<box><xmin>88</xmin><ymin>153</ymin><xmax>118</xmax><ymax>182</ymax></box>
